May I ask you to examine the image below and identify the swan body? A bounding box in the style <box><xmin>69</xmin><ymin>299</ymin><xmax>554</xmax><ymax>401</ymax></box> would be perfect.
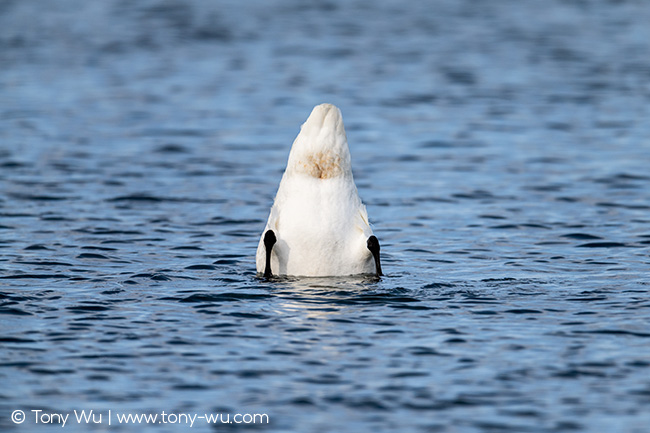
<box><xmin>256</xmin><ymin>103</ymin><xmax>381</xmax><ymax>277</ymax></box>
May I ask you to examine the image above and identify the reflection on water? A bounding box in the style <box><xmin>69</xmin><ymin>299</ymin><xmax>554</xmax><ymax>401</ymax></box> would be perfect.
<box><xmin>2</xmin><ymin>0</ymin><xmax>650</xmax><ymax>432</ymax></box>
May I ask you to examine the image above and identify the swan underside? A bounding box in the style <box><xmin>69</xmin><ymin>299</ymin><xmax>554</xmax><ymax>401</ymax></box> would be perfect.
<box><xmin>261</xmin><ymin>229</ymin><xmax>382</xmax><ymax>278</ymax></box>
<box><xmin>257</xmin><ymin>103</ymin><xmax>382</xmax><ymax>278</ymax></box>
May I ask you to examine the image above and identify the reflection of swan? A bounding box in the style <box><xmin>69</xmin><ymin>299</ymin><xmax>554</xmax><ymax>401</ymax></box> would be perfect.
<box><xmin>271</xmin><ymin>275</ymin><xmax>384</xmax><ymax>319</ymax></box>
<box><xmin>256</xmin><ymin>104</ymin><xmax>382</xmax><ymax>277</ymax></box>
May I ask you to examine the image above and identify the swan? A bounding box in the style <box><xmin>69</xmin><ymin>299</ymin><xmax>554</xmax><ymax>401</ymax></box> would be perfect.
<box><xmin>256</xmin><ymin>103</ymin><xmax>382</xmax><ymax>277</ymax></box>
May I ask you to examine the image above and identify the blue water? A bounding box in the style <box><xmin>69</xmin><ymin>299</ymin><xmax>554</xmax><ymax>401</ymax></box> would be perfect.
<box><xmin>2</xmin><ymin>1</ymin><xmax>650</xmax><ymax>432</ymax></box>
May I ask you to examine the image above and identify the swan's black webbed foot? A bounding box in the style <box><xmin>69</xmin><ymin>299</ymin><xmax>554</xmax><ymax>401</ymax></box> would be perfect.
<box><xmin>367</xmin><ymin>235</ymin><xmax>382</xmax><ymax>277</ymax></box>
<box><xmin>263</xmin><ymin>230</ymin><xmax>277</xmax><ymax>278</ymax></box>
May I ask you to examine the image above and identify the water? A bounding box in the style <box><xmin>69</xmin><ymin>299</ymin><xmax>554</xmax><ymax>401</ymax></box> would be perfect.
<box><xmin>2</xmin><ymin>0</ymin><xmax>650</xmax><ymax>432</ymax></box>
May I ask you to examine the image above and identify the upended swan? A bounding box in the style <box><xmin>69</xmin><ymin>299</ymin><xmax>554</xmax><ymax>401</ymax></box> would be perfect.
<box><xmin>256</xmin><ymin>103</ymin><xmax>382</xmax><ymax>277</ymax></box>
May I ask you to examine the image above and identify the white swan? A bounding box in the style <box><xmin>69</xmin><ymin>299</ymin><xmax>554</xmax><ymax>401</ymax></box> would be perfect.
<box><xmin>256</xmin><ymin>103</ymin><xmax>382</xmax><ymax>277</ymax></box>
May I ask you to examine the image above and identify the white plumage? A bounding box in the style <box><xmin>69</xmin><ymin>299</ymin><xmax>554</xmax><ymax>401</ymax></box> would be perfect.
<box><xmin>256</xmin><ymin>103</ymin><xmax>381</xmax><ymax>277</ymax></box>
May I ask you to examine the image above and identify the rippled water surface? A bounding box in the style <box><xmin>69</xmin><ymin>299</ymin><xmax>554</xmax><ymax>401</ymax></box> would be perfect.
<box><xmin>2</xmin><ymin>1</ymin><xmax>650</xmax><ymax>432</ymax></box>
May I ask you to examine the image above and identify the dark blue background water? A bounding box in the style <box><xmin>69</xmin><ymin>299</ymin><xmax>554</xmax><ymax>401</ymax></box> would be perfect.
<box><xmin>2</xmin><ymin>1</ymin><xmax>650</xmax><ymax>432</ymax></box>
